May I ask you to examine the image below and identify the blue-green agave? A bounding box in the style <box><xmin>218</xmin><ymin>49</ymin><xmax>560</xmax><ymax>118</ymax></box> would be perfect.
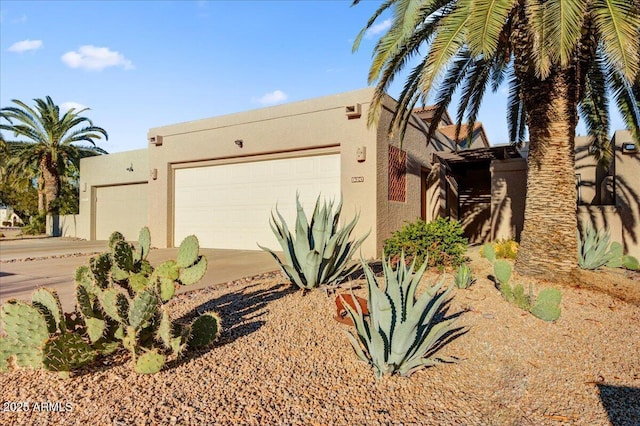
<box><xmin>259</xmin><ymin>194</ymin><xmax>369</xmax><ymax>290</ymax></box>
<box><xmin>577</xmin><ymin>225</ymin><xmax>623</xmax><ymax>270</ymax></box>
<box><xmin>341</xmin><ymin>254</ymin><xmax>461</xmax><ymax>378</ymax></box>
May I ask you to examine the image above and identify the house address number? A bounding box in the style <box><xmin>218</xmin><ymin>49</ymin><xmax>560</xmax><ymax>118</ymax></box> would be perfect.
<box><xmin>351</xmin><ymin>176</ymin><xmax>364</xmax><ymax>183</ymax></box>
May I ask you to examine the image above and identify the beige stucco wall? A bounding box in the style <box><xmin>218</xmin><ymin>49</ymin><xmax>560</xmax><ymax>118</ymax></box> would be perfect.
<box><xmin>78</xmin><ymin>149</ymin><xmax>149</xmax><ymax>240</ymax></box>
<box><xmin>58</xmin><ymin>214</ymin><xmax>80</xmax><ymax>238</ymax></box>
<box><xmin>375</xmin><ymin>101</ymin><xmax>432</xmax><ymax>255</ymax></box>
<box><xmin>490</xmin><ymin>158</ymin><xmax>527</xmax><ymax>241</ymax></box>
<box><xmin>613</xmin><ymin>130</ymin><xmax>640</xmax><ymax>258</ymax></box>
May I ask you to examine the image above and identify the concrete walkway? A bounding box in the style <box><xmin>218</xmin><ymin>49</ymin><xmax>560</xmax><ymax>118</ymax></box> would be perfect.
<box><xmin>0</xmin><ymin>238</ymin><xmax>280</xmax><ymax>312</ymax></box>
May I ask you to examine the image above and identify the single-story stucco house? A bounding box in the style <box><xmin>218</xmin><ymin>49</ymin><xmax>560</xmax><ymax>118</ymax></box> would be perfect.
<box><xmin>61</xmin><ymin>87</ymin><xmax>639</xmax><ymax>260</ymax></box>
<box><xmin>65</xmin><ymin>88</ymin><xmax>488</xmax><ymax>258</ymax></box>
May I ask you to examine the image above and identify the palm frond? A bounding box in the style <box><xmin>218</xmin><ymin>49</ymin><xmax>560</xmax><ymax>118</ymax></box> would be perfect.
<box><xmin>506</xmin><ymin>70</ymin><xmax>527</xmax><ymax>144</ymax></box>
<box><xmin>579</xmin><ymin>51</ymin><xmax>612</xmax><ymax>167</ymax></box>
<box><xmin>546</xmin><ymin>0</ymin><xmax>587</xmax><ymax>67</ymax></box>
<box><xmin>610</xmin><ymin>68</ymin><xmax>640</xmax><ymax>144</ymax></box>
<box><xmin>467</xmin><ymin>0</ymin><xmax>516</xmax><ymax>58</ymax></box>
<box><xmin>591</xmin><ymin>0</ymin><xmax>640</xmax><ymax>80</ymax></box>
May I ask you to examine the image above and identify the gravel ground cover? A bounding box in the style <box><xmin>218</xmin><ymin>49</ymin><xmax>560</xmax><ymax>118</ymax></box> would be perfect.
<box><xmin>1</xmin><ymin>248</ymin><xmax>639</xmax><ymax>425</ymax></box>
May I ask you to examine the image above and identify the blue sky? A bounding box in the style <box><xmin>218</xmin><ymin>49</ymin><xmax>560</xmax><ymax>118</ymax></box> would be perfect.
<box><xmin>0</xmin><ymin>0</ymin><xmax>625</xmax><ymax>154</ymax></box>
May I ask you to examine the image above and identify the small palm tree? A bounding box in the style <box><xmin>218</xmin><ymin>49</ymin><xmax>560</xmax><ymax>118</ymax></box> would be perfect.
<box><xmin>353</xmin><ymin>0</ymin><xmax>639</xmax><ymax>279</ymax></box>
<box><xmin>0</xmin><ymin>97</ymin><xmax>108</xmax><ymax>214</ymax></box>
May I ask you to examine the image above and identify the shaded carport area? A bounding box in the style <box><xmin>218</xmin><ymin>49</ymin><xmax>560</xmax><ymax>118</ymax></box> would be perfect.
<box><xmin>0</xmin><ymin>238</ymin><xmax>280</xmax><ymax>314</ymax></box>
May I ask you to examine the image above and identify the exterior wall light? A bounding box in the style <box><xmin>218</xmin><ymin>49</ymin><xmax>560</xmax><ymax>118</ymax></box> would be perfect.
<box><xmin>149</xmin><ymin>135</ymin><xmax>163</xmax><ymax>146</ymax></box>
<box><xmin>622</xmin><ymin>143</ymin><xmax>638</xmax><ymax>153</ymax></box>
<box><xmin>150</xmin><ymin>168</ymin><xmax>158</xmax><ymax>180</ymax></box>
<box><xmin>126</xmin><ymin>163</ymin><xmax>134</xmax><ymax>172</ymax></box>
<box><xmin>356</xmin><ymin>146</ymin><xmax>366</xmax><ymax>162</ymax></box>
<box><xmin>235</xmin><ymin>139</ymin><xmax>244</xmax><ymax>148</ymax></box>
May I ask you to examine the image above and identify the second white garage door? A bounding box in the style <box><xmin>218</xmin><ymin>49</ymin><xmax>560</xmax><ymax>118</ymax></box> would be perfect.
<box><xmin>173</xmin><ymin>154</ymin><xmax>341</xmax><ymax>250</ymax></box>
<box><xmin>95</xmin><ymin>183</ymin><xmax>148</xmax><ymax>241</ymax></box>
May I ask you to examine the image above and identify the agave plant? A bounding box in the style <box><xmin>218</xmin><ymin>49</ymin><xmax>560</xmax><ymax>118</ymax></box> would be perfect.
<box><xmin>454</xmin><ymin>264</ymin><xmax>475</xmax><ymax>289</ymax></box>
<box><xmin>577</xmin><ymin>225</ymin><xmax>623</xmax><ymax>270</ymax></box>
<box><xmin>341</xmin><ymin>254</ymin><xmax>461</xmax><ymax>378</ymax></box>
<box><xmin>259</xmin><ymin>194</ymin><xmax>369</xmax><ymax>290</ymax></box>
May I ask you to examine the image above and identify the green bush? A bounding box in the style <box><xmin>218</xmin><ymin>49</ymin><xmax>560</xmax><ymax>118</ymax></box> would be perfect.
<box><xmin>384</xmin><ymin>218</ymin><xmax>468</xmax><ymax>269</ymax></box>
<box><xmin>480</xmin><ymin>239</ymin><xmax>519</xmax><ymax>260</ymax></box>
<box><xmin>21</xmin><ymin>213</ymin><xmax>46</xmax><ymax>235</ymax></box>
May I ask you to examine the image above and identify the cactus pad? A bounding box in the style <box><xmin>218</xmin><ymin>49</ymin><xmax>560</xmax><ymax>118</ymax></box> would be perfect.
<box><xmin>31</xmin><ymin>288</ymin><xmax>65</xmax><ymax>334</ymax></box>
<box><xmin>530</xmin><ymin>288</ymin><xmax>562</xmax><ymax>322</ymax></box>
<box><xmin>135</xmin><ymin>349</ymin><xmax>165</xmax><ymax>374</ymax></box>
<box><xmin>90</xmin><ymin>253</ymin><xmax>112</xmax><ymax>289</ymax></box>
<box><xmin>176</xmin><ymin>235</ymin><xmax>200</xmax><ymax>268</ymax></box>
<box><xmin>129</xmin><ymin>273</ymin><xmax>149</xmax><ymax>292</ymax></box>
<box><xmin>108</xmin><ymin>231</ymin><xmax>125</xmax><ymax>249</ymax></box>
<box><xmin>129</xmin><ymin>289</ymin><xmax>159</xmax><ymax>330</ymax></box>
<box><xmin>42</xmin><ymin>333</ymin><xmax>96</xmax><ymax>372</ymax></box>
<box><xmin>154</xmin><ymin>260</ymin><xmax>180</xmax><ymax>280</ymax></box>
<box><xmin>493</xmin><ymin>260</ymin><xmax>512</xmax><ymax>285</ymax></box>
<box><xmin>178</xmin><ymin>256</ymin><xmax>208</xmax><ymax>286</ymax></box>
<box><xmin>158</xmin><ymin>278</ymin><xmax>176</xmax><ymax>302</ymax></box>
<box><xmin>623</xmin><ymin>255</ymin><xmax>639</xmax><ymax>271</ymax></box>
<box><xmin>85</xmin><ymin>317</ymin><xmax>107</xmax><ymax>343</ymax></box>
<box><xmin>483</xmin><ymin>243</ymin><xmax>496</xmax><ymax>263</ymax></box>
<box><xmin>135</xmin><ymin>226</ymin><xmax>152</xmax><ymax>261</ymax></box>
<box><xmin>188</xmin><ymin>312</ymin><xmax>221</xmax><ymax>348</ymax></box>
<box><xmin>0</xmin><ymin>337</ymin><xmax>13</xmax><ymax>372</ymax></box>
<box><xmin>112</xmin><ymin>240</ymin><xmax>134</xmax><ymax>273</ymax></box>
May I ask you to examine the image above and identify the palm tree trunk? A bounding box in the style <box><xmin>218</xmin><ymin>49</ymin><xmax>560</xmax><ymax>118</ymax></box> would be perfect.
<box><xmin>37</xmin><ymin>175</ymin><xmax>45</xmax><ymax>214</ymax></box>
<box><xmin>40</xmin><ymin>156</ymin><xmax>60</xmax><ymax>214</ymax></box>
<box><xmin>515</xmin><ymin>68</ymin><xmax>579</xmax><ymax>279</ymax></box>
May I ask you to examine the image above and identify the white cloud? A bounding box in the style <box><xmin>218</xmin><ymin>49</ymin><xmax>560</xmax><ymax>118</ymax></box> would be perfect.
<box><xmin>365</xmin><ymin>18</ymin><xmax>392</xmax><ymax>38</ymax></box>
<box><xmin>12</xmin><ymin>14</ymin><xmax>27</xmax><ymax>23</ymax></box>
<box><xmin>8</xmin><ymin>39</ymin><xmax>42</xmax><ymax>53</ymax></box>
<box><xmin>253</xmin><ymin>90</ymin><xmax>288</xmax><ymax>105</ymax></box>
<box><xmin>61</xmin><ymin>45</ymin><xmax>134</xmax><ymax>71</ymax></box>
<box><xmin>60</xmin><ymin>102</ymin><xmax>88</xmax><ymax>113</ymax></box>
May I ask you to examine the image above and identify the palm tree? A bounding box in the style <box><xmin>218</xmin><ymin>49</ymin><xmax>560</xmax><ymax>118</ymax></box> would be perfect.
<box><xmin>0</xmin><ymin>97</ymin><xmax>108</xmax><ymax>214</ymax></box>
<box><xmin>353</xmin><ymin>0</ymin><xmax>639</xmax><ymax>279</ymax></box>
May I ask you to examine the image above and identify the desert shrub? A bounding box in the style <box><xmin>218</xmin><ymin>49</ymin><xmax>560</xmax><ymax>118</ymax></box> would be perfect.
<box><xmin>21</xmin><ymin>213</ymin><xmax>46</xmax><ymax>235</ymax></box>
<box><xmin>384</xmin><ymin>217</ymin><xmax>467</xmax><ymax>269</ymax></box>
<box><xmin>480</xmin><ymin>239</ymin><xmax>519</xmax><ymax>259</ymax></box>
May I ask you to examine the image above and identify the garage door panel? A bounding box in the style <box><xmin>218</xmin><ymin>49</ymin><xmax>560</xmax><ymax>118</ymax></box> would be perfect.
<box><xmin>174</xmin><ymin>154</ymin><xmax>340</xmax><ymax>250</ymax></box>
<box><xmin>95</xmin><ymin>183</ymin><xmax>148</xmax><ymax>241</ymax></box>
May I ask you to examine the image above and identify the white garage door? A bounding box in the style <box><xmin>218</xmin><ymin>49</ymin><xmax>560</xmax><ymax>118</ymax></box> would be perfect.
<box><xmin>174</xmin><ymin>154</ymin><xmax>341</xmax><ymax>250</ymax></box>
<box><xmin>95</xmin><ymin>183</ymin><xmax>148</xmax><ymax>241</ymax></box>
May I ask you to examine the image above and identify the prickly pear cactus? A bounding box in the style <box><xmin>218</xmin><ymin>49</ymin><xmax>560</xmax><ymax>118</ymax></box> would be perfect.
<box><xmin>5</xmin><ymin>227</ymin><xmax>215</xmax><ymax>375</ymax></box>
<box><xmin>530</xmin><ymin>288</ymin><xmax>562</xmax><ymax>322</ymax></box>
<box><xmin>0</xmin><ymin>300</ymin><xmax>49</xmax><ymax>369</ymax></box>
<box><xmin>188</xmin><ymin>312</ymin><xmax>221</xmax><ymax>348</ymax></box>
<box><xmin>31</xmin><ymin>288</ymin><xmax>66</xmax><ymax>334</ymax></box>
<box><xmin>493</xmin><ymin>260</ymin><xmax>512</xmax><ymax>286</ymax></box>
<box><xmin>623</xmin><ymin>255</ymin><xmax>640</xmax><ymax>271</ymax></box>
<box><xmin>42</xmin><ymin>333</ymin><xmax>96</xmax><ymax>372</ymax></box>
<box><xmin>482</xmin><ymin>243</ymin><xmax>497</xmax><ymax>263</ymax></box>
<box><xmin>135</xmin><ymin>349</ymin><xmax>165</xmax><ymax>374</ymax></box>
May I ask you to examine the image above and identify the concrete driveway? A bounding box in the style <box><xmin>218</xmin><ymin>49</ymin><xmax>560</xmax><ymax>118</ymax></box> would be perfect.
<box><xmin>0</xmin><ymin>238</ymin><xmax>280</xmax><ymax>312</ymax></box>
